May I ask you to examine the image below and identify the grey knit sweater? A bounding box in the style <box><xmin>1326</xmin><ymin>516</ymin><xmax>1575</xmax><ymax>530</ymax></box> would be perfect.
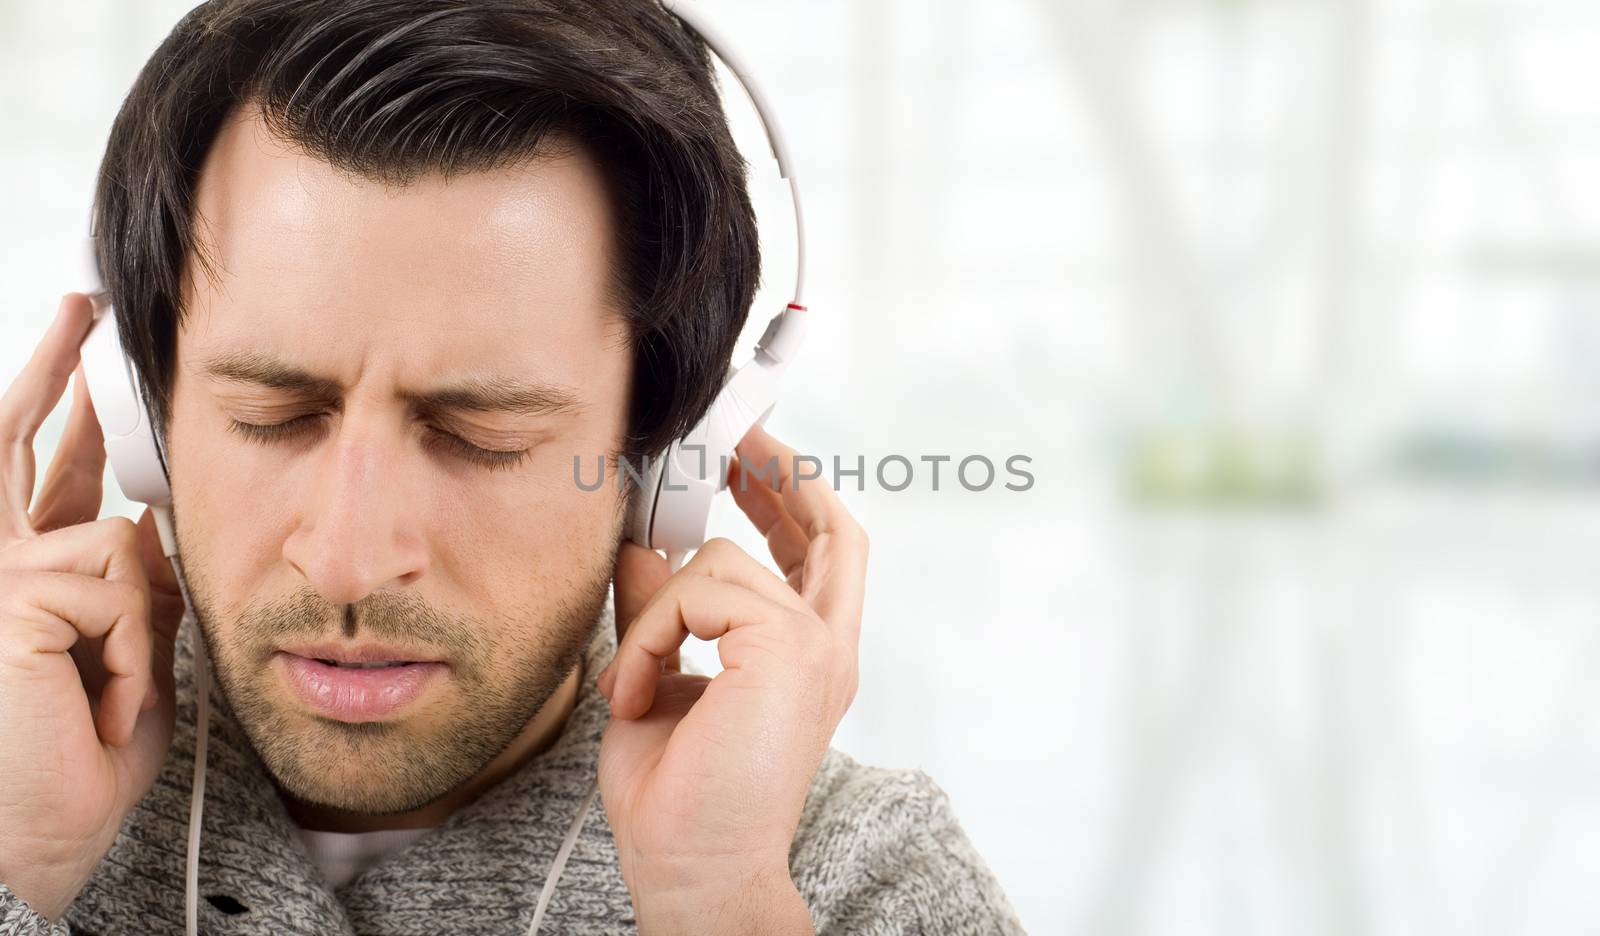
<box><xmin>1</xmin><ymin>597</ymin><xmax>1026</xmax><ymax>935</ymax></box>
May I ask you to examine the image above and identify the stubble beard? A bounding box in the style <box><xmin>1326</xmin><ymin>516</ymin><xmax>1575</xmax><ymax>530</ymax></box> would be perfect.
<box><xmin>185</xmin><ymin>566</ymin><xmax>612</xmax><ymax>815</ymax></box>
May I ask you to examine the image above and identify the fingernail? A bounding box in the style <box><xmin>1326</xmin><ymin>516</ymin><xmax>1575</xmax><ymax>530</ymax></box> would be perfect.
<box><xmin>142</xmin><ymin>684</ymin><xmax>159</xmax><ymax>711</ymax></box>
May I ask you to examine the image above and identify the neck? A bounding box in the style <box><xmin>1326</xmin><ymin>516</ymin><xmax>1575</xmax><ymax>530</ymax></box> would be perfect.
<box><xmin>280</xmin><ymin>658</ymin><xmax>585</xmax><ymax>833</ymax></box>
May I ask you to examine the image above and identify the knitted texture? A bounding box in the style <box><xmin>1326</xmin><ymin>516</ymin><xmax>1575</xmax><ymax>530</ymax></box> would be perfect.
<box><xmin>0</xmin><ymin>885</ymin><xmax>68</xmax><ymax>936</ymax></box>
<box><xmin>1</xmin><ymin>597</ymin><xmax>1025</xmax><ymax>934</ymax></box>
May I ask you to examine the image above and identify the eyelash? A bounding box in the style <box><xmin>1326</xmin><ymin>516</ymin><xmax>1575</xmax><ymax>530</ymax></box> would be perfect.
<box><xmin>226</xmin><ymin>414</ymin><xmax>531</xmax><ymax>472</ymax></box>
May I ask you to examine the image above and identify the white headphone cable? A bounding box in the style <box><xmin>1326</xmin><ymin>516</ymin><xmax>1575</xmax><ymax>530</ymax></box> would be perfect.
<box><xmin>152</xmin><ymin>506</ymin><xmax>208</xmax><ymax>936</ymax></box>
<box><xmin>183</xmin><ymin>613</ymin><xmax>210</xmax><ymax>936</ymax></box>
<box><xmin>526</xmin><ymin>547</ymin><xmax>688</xmax><ymax>935</ymax></box>
<box><xmin>525</xmin><ymin>779</ymin><xmax>599</xmax><ymax>936</ymax></box>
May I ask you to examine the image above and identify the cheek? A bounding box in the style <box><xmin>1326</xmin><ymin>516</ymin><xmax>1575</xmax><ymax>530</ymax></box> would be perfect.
<box><xmin>167</xmin><ymin>394</ymin><xmax>297</xmax><ymax>611</ymax></box>
<box><xmin>429</xmin><ymin>454</ymin><xmax>624</xmax><ymax>603</ymax></box>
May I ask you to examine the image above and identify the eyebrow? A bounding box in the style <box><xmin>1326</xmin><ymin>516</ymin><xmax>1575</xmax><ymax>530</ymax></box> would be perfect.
<box><xmin>201</xmin><ymin>352</ymin><xmax>342</xmax><ymax>402</ymax></box>
<box><xmin>403</xmin><ymin>375</ymin><xmax>583</xmax><ymax>418</ymax></box>
<box><xmin>198</xmin><ymin>351</ymin><xmax>583</xmax><ymax>418</ymax></box>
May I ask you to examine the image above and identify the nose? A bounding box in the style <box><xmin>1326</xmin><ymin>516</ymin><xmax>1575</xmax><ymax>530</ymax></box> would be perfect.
<box><xmin>281</xmin><ymin>421</ymin><xmax>430</xmax><ymax>606</ymax></box>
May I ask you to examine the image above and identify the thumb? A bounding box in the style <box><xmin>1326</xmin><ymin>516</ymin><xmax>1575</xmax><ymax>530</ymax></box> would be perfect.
<box><xmin>28</xmin><ymin>363</ymin><xmax>108</xmax><ymax>533</ymax></box>
<box><xmin>136</xmin><ymin>507</ymin><xmax>184</xmax><ymax>647</ymax></box>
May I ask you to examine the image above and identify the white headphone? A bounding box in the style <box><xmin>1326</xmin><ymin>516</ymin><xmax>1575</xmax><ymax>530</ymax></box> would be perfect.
<box><xmin>76</xmin><ymin>2</ymin><xmax>807</xmax><ymax>934</ymax></box>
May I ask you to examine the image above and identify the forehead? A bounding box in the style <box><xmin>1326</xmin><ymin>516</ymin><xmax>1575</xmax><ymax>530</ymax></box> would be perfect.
<box><xmin>180</xmin><ymin>107</ymin><xmax>624</xmax><ymax>385</ymax></box>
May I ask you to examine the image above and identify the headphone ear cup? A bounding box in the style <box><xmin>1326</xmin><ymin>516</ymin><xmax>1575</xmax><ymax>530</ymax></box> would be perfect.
<box><xmin>78</xmin><ymin>297</ymin><xmax>172</xmax><ymax>508</ymax></box>
<box><xmin>624</xmin><ymin>451</ymin><xmax>665</xmax><ymax>548</ymax></box>
<box><xmin>636</xmin><ymin>355</ymin><xmax>784</xmax><ymax>552</ymax></box>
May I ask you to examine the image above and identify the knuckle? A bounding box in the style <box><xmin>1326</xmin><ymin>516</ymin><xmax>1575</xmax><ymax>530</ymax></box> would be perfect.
<box><xmin>690</xmin><ymin>537</ymin><xmax>750</xmax><ymax>576</ymax></box>
<box><xmin>100</xmin><ymin>515</ymin><xmax>139</xmax><ymax>551</ymax></box>
<box><xmin>839</xmin><ymin>518</ymin><xmax>869</xmax><ymax>553</ymax></box>
<box><xmin>826</xmin><ymin>639</ymin><xmax>852</xmax><ymax>682</ymax></box>
<box><xmin>840</xmin><ymin>680</ymin><xmax>859</xmax><ymax>714</ymax></box>
<box><xmin>837</xmin><ymin>654</ymin><xmax>859</xmax><ymax>694</ymax></box>
<box><xmin>699</xmin><ymin>536</ymin><xmax>739</xmax><ymax>561</ymax></box>
<box><xmin>816</xmin><ymin>636</ymin><xmax>858</xmax><ymax>714</ymax></box>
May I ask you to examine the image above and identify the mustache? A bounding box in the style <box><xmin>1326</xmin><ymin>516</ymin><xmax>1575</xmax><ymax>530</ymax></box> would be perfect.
<box><xmin>237</xmin><ymin>586</ymin><xmax>490</xmax><ymax>678</ymax></box>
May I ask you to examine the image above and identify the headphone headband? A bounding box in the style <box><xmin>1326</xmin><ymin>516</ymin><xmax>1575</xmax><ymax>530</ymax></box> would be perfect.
<box><xmin>664</xmin><ymin>0</ymin><xmax>808</xmax><ymax>307</ymax></box>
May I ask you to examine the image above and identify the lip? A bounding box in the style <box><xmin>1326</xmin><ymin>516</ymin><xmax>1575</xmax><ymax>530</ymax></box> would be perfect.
<box><xmin>279</xmin><ymin>642</ymin><xmax>446</xmax><ymax>665</ymax></box>
<box><xmin>275</xmin><ymin>652</ymin><xmax>447</xmax><ymax>722</ymax></box>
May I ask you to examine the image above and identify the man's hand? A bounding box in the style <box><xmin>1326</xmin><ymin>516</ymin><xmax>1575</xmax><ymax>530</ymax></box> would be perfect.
<box><xmin>0</xmin><ymin>294</ymin><xmax>184</xmax><ymax>922</ymax></box>
<box><xmin>597</xmin><ymin>423</ymin><xmax>868</xmax><ymax>935</ymax></box>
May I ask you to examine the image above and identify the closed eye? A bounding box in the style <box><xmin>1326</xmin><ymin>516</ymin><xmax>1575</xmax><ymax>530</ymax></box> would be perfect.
<box><xmin>227</xmin><ymin>414</ymin><xmax>323</xmax><ymax>444</ymax></box>
<box><xmin>227</xmin><ymin>415</ymin><xmax>531</xmax><ymax>471</ymax></box>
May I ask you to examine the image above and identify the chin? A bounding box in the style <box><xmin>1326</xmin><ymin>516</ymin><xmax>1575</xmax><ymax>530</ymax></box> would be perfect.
<box><xmin>261</xmin><ymin>726</ymin><xmax>469</xmax><ymax>815</ymax></box>
<box><xmin>249</xmin><ymin>688</ymin><xmax>534</xmax><ymax>815</ymax></box>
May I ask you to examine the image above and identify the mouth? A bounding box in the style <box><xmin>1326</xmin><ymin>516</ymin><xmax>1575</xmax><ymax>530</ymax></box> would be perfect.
<box><xmin>274</xmin><ymin>643</ymin><xmax>448</xmax><ymax>723</ymax></box>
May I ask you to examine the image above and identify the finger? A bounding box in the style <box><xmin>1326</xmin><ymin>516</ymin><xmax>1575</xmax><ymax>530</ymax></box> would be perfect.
<box><xmin>734</xmin><ymin>423</ymin><xmax>855</xmax><ymax>541</ymax></box>
<box><xmin>1</xmin><ymin>570</ymin><xmax>152</xmax><ymax>747</ymax></box>
<box><xmin>29</xmin><ymin>365</ymin><xmax>107</xmax><ymax>533</ymax></box>
<box><xmin>726</xmin><ymin>455</ymin><xmax>809</xmax><ymax>584</ymax></box>
<box><xmin>601</xmin><ymin>538</ymin><xmax>809</xmax><ymax>705</ymax></box>
<box><xmin>732</xmin><ymin>425</ymin><xmax>869</xmax><ymax>635</ymax></box>
<box><xmin>136</xmin><ymin>508</ymin><xmax>184</xmax><ymax>648</ymax></box>
<box><xmin>613</xmin><ymin>541</ymin><xmax>671</xmax><ymax>640</ymax></box>
<box><xmin>0</xmin><ymin>293</ymin><xmax>96</xmax><ymax>541</ymax></box>
<box><xmin>603</xmin><ymin>575</ymin><xmax>795</xmax><ymax>720</ymax></box>
<box><xmin>611</xmin><ymin>541</ymin><xmax>678</xmax><ymax>675</ymax></box>
<box><xmin>677</xmin><ymin>537</ymin><xmax>811</xmax><ymax>615</ymax></box>
<box><xmin>788</xmin><ymin>530</ymin><xmax>867</xmax><ymax>645</ymax></box>
<box><xmin>2</xmin><ymin>516</ymin><xmax>152</xmax><ymax>597</ymax></box>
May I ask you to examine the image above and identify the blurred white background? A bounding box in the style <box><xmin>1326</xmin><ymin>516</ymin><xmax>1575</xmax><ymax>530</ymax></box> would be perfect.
<box><xmin>6</xmin><ymin>0</ymin><xmax>1600</xmax><ymax>933</ymax></box>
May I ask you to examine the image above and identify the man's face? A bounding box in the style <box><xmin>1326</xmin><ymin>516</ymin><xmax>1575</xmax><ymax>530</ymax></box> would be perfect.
<box><xmin>165</xmin><ymin>108</ymin><xmax>632</xmax><ymax>814</ymax></box>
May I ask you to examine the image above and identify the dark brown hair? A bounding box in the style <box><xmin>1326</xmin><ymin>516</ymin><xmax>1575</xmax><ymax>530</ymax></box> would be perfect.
<box><xmin>91</xmin><ymin>0</ymin><xmax>760</xmax><ymax>464</ymax></box>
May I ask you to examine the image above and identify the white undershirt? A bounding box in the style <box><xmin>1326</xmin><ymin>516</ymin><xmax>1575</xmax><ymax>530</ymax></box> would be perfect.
<box><xmin>295</xmin><ymin>825</ymin><xmax>438</xmax><ymax>889</ymax></box>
